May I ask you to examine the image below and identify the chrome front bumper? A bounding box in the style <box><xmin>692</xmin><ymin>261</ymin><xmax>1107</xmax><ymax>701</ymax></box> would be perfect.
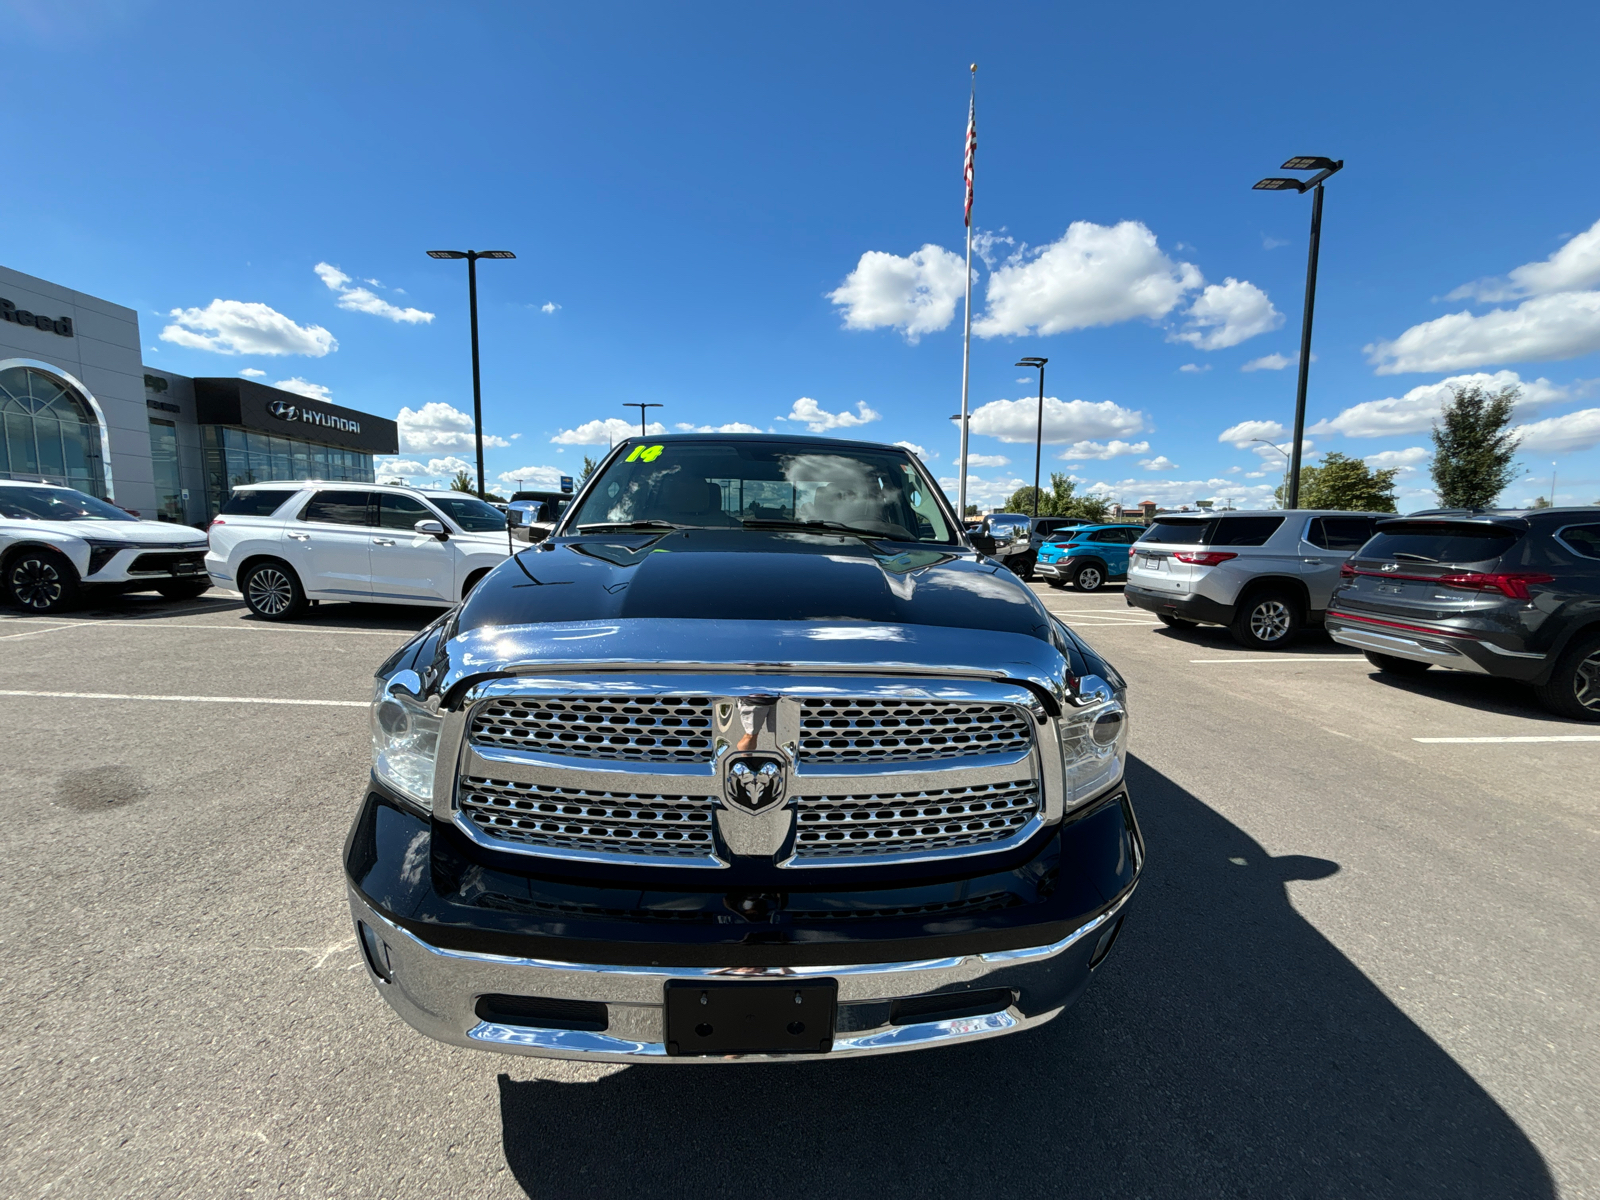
<box><xmin>349</xmin><ymin>887</ymin><xmax>1129</xmax><ymax>1063</ymax></box>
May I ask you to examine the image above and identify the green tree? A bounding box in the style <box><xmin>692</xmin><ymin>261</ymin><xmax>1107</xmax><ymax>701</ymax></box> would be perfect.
<box><xmin>964</xmin><ymin>503</ymin><xmax>980</xmax><ymax>517</ymax></box>
<box><xmin>580</xmin><ymin>455</ymin><xmax>599</xmax><ymax>484</ymax></box>
<box><xmin>1431</xmin><ymin>383</ymin><xmax>1519</xmax><ymax>508</ymax></box>
<box><xmin>450</xmin><ymin>470</ymin><xmax>474</xmax><ymax>493</ymax></box>
<box><xmin>1274</xmin><ymin>452</ymin><xmax>1399</xmax><ymax>512</ymax></box>
<box><xmin>1531</xmin><ymin>495</ymin><xmax>1553</xmax><ymax>509</ymax></box>
<box><xmin>1002</xmin><ymin>473</ymin><xmax>1110</xmax><ymax>522</ymax></box>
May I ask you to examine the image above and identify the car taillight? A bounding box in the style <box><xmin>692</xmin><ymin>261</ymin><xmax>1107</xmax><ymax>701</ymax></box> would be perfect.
<box><xmin>1339</xmin><ymin>562</ymin><xmax>1357</xmax><ymax>578</ymax></box>
<box><xmin>1436</xmin><ymin>572</ymin><xmax>1555</xmax><ymax>601</ymax></box>
<box><xmin>1173</xmin><ymin>551</ymin><xmax>1237</xmax><ymax>566</ymax></box>
<box><xmin>207</xmin><ymin>518</ymin><xmax>225</xmax><ymax>531</ymax></box>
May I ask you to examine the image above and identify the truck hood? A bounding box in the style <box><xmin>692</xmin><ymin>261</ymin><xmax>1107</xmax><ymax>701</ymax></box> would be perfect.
<box><xmin>456</xmin><ymin>528</ymin><xmax>1054</xmax><ymax>642</ymax></box>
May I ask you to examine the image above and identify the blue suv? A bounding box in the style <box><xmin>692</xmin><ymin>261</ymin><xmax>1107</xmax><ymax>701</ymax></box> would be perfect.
<box><xmin>1035</xmin><ymin>523</ymin><xmax>1144</xmax><ymax>591</ymax></box>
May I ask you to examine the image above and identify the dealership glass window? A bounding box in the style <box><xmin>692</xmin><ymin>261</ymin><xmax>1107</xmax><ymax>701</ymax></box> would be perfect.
<box><xmin>0</xmin><ymin>365</ymin><xmax>108</xmax><ymax>496</ymax></box>
<box><xmin>200</xmin><ymin>426</ymin><xmax>374</xmax><ymax>517</ymax></box>
<box><xmin>148</xmin><ymin>417</ymin><xmax>185</xmax><ymax>523</ymax></box>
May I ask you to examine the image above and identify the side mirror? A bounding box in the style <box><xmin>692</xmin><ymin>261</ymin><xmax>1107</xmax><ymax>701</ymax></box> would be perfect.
<box><xmin>512</xmin><ymin>508</ymin><xmax>537</xmax><ymax>527</ymax></box>
<box><xmin>414</xmin><ymin>519</ymin><xmax>448</xmax><ymax>540</ymax></box>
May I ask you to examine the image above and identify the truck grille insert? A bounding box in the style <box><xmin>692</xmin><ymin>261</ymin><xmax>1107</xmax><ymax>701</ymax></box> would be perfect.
<box><xmin>799</xmin><ymin>700</ymin><xmax>1033</xmax><ymax>764</ymax></box>
<box><xmin>459</xmin><ymin>776</ymin><xmax>718</xmax><ymax>860</ymax></box>
<box><xmin>792</xmin><ymin>780</ymin><xmax>1038</xmax><ymax>860</ymax></box>
<box><xmin>469</xmin><ymin>697</ymin><xmax>715</xmax><ymax>762</ymax></box>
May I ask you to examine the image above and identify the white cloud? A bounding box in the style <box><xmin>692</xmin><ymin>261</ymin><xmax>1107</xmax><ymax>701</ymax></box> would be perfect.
<box><xmin>495</xmin><ymin>465</ymin><xmax>568</xmax><ymax>490</ymax></box>
<box><xmin>968</xmin><ymin>396</ymin><xmax>1145</xmax><ymax>444</ymax></box>
<box><xmin>938</xmin><ymin>472</ymin><xmax>1028</xmax><ymax>508</ymax></box>
<box><xmin>238</xmin><ymin>367</ymin><xmax>266</xmax><ymax>378</ymax></box>
<box><xmin>374</xmin><ymin>458</ymin><xmax>427</xmax><ymax>478</ymax></box>
<box><xmin>396</xmin><ymin>401</ymin><xmax>511</xmax><ymax>456</ymax></box>
<box><xmin>540</xmin><ymin>302</ymin><xmax>561</xmax><ymax>314</ymax></box>
<box><xmin>422</xmin><ymin>456</ymin><xmax>474</xmax><ymax>478</ymax></box>
<box><xmin>1170</xmin><ymin>278</ymin><xmax>1282</xmax><ymax>350</ymax></box>
<box><xmin>1218</xmin><ymin>419</ymin><xmax>1286</xmax><ymax>448</ymax></box>
<box><xmin>272</xmin><ymin>377</ymin><xmax>333</xmax><ymax>401</ymax></box>
<box><xmin>315</xmin><ymin>261</ymin><xmax>433</xmax><ymax>324</ymax></box>
<box><xmin>1245</xmin><ymin>470</ymin><xmax>1267</xmax><ymax>478</ymax></box>
<box><xmin>779</xmin><ymin>397</ymin><xmax>880</xmax><ymax>433</ymax></box>
<box><xmin>1060</xmin><ymin>439</ymin><xmax>1150</xmax><ymax>461</ymax></box>
<box><xmin>1075</xmin><ymin>476</ymin><xmax>1281</xmax><ymax>510</ymax></box>
<box><xmin>1254</xmin><ymin>439</ymin><xmax>1313</xmax><ymax>459</ymax></box>
<box><xmin>551</xmin><ymin>417</ymin><xmax>668</xmax><ymax>445</ymax></box>
<box><xmin>1139</xmin><ymin>456</ymin><xmax>1177</xmax><ymax>471</ymax></box>
<box><xmin>1310</xmin><ymin>371</ymin><xmax>1565</xmax><ymax>438</ymax></box>
<box><xmin>674</xmin><ymin>422</ymin><xmax>765</xmax><ymax>434</ymax></box>
<box><xmin>1512</xmin><ymin>407</ymin><xmax>1600</xmax><ymax>453</ymax></box>
<box><xmin>974</xmin><ymin>220</ymin><xmax>1202</xmax><ymax>337</ymax></box>
<box><xmin>894</xmin><ymin>440</ymin><xmax>928</xmax><ymax>456</ymax></box>
<box><xmin>1447</xmin><ymin>217</ymin><xmax>1600</xmax><ymax>302</ymax></box>
<box><xmin>1241</xmin><ymin>352</ymin><xmax>1302</xmax><ymax>372</ymax></box>
<box><xmin>963</xmin><ymin>453</ymin><xmax>1011</xmax><ymax>468</ymax></box>
<box><xmin>160</xmin><ymin>300</ymin><xmax>336</xmax><ymax>357</ymax></box>
<box><xmin>1262</xmin><ymin>235</ymin><xmax>1290</xmax><ymax>251</ymax></box>
<box><xmin>1226</xmin><ymin>465</ymin><xmax>1242</xmax><ymax>474</ymax></box>
<box><xmin>1367</xmin><ymin>292</ymin><xmax>1600</xmax><ymax>374</ymax></box>
<box><xmin>1179</xmin><ymin>363</ymin><xmax>1210</xmax><ymax>373</ymax></box>
<box><xmin>827</xmin><ymin>244</ymin><xmax>967</xmax><ymax>342</ymax></box>
<box><xmin>1363</xmin><ymin>447</ymin><xmax>1430</xmax><ymax>473</ymax></box>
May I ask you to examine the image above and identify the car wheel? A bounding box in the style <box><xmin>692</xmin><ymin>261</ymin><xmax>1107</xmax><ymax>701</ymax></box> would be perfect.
<box><xmin>242</xmin><ymin>560</ymin><xmax>307</xmax><ymax>621</ymax></box>
<box><xmin>1534</xmin><ymin>633</ymin><xmax>1600</xmax><ymax>722</ymax></box>
<box><xmin>155</xmin><ymin>580</ymin><xmax>211</xmax><ymax>601</ymax></box>
<box><xmin>1230</xmin><ymin>591</ymin><xmax>1301</xmax><ymax>650</ymax></box>
<box><xmin>1073</xmin><ymin>564</ymin><xmax>1104</xmax><ymax>592</ymax></box>
<box><xmin>1157</xmin><ymin>613</ymin><xmax>1198</xmax><ymax>629</ymax></box>
<box><xmin>1363</xmin><ymin>651</ymin><xmax>1431</xmax><ymax>676</ymax></box>
<box><xmin>5</xmin><ymin>549</ymin><xmax>80</xmax><ymax>615</ymax></box>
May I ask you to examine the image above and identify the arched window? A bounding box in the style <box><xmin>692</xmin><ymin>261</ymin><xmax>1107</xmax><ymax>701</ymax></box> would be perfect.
<box><xmin>0</xmin><ymin>364</ymin><xmax>109</xmax><ymax>497</ymax></box>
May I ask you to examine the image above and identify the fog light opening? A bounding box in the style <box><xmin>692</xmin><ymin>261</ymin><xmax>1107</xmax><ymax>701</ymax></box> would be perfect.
<box><xmin>1088</xmin><ymin>915</ymin><xmax>1125</xmax><ymax>969</ymax></box>
<box><xmin>357</xmin><ymin>921</ymin><xmax>394</xmax><ymax>984</ymax></box>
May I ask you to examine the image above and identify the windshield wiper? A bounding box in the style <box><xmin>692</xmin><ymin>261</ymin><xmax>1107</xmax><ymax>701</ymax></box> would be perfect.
<box><xmin>574</xmin><ymin>520</ymin><xmax>684</xmax><ymax>533</ymax></box>
<box><xmin>742</xmin><ymin>518</ymin><xmax>897</xmax><ymax>542</ymax></box>
<box><xmin>1391</xmin><ymin>552</ymin><xmax>1439</xmax><ymax>563</ymax></box>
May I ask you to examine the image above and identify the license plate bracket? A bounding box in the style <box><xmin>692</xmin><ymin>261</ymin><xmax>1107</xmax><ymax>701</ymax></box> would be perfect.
<box><xmin>664</xmin><ymin>979</ymin><xmax>837</xmax><ymax>1056</ymax></box>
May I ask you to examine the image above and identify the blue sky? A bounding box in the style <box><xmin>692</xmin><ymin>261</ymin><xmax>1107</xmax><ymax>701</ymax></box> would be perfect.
<box><xmin>6</xmin><ymin>0</ymin><xmax>1600</xmax><ymax>510</ymax></box>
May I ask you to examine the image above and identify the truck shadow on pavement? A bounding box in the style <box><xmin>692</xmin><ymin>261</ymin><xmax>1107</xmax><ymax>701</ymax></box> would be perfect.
<box><xmin>495</xmin><ymin>756</ymin><xmax>1554</xmax><ymax>1200</ymax></box>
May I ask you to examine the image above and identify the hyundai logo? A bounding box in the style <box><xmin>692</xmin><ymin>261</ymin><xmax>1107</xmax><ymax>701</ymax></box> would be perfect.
<box><xmin>267</xmin><ymin>399</ymin><xmax>300</xmax><ymax>422</ymax></box>
<box><xmin>264</xmin><ymin>397</ymin><xmax>360</xmax><ymax>434</ymax></box>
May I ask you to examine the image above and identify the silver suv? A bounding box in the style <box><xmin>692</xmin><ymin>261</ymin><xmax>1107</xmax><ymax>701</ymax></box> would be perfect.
<box><xmin>1124</xmin><ymin>510</ymin><xmax>1383</xmax><ymax>650</ymax></box>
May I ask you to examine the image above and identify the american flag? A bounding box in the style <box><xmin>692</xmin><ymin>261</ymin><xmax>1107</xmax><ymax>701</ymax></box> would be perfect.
<box><xmin>963</xmin><ymin>94</ymin><xmax>976</xmax><ymax>227</ymax></box>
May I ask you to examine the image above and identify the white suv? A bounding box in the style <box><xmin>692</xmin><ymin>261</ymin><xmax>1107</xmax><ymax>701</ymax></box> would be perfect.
<box><xmin>1</xmin><ymin>479</ymin><xmax>211</xmax><ymax>614</ymax></box>
<box><xmin>206</xmin><ymin>483</ymin><xmax>513</xmax><ymax>621</ymax></box>
<box><xmin>1124</xmin><ymin>510</ymin><xmax>1384</xmax><ymax>650</ymax></box>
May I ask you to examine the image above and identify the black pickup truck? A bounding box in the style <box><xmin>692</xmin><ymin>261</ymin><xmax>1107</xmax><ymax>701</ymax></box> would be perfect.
<box><xmin>347</xmin><ymin>434</ymin><xmax>1141</xmax><ymax>1062</ymax></box>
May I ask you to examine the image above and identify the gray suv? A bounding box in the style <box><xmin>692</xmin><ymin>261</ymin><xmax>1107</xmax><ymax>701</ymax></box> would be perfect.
<box><xmin>1124</xmin><ymin>510</ymin><xmax>1384</xmax><ymax>650</ymax></box>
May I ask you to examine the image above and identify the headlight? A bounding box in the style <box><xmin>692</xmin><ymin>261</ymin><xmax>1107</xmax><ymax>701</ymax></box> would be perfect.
<box><xmin>371</xmin><ymin>670</ymin><xmax>441</xmax><ymax>810</ymax></box>
<box><xmin>1057</xmin><ymin>674</ymin><xmax>1127</xmax><ymax>810</ymax></box>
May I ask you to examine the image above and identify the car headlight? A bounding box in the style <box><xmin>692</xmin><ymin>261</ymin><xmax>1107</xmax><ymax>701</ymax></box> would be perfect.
<box><xmin>1057</xmin><ymin>674</ymin><xmax>1128</xmax><ymax>810</ymax></box>
<box><xmin>82</xmin><ymin>538</ymin><xmax>125</xmax><ymax>575</ymax></box>
<box><xmin>371</xmin><ymin>670</ymin><xmax>441</xmax><ymax>811</ymax></box>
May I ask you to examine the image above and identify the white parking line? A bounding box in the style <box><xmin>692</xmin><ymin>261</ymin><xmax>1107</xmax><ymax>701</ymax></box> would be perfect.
<box><xmin>1412</xmin><ymin>735</ymin><xmax>1600</xmax><ymax>744</ymax></box>
<box><xmin>0</xmin><ymin>620</ymin><xmax>113</xmax><ymax>642</ymax></box>
<box><xmin>80</xmin><ymin>621</ymin><xmax>406</xmax><ymax>637</ymax></box>
<box><xmin>1189</xmin><ymin>656</ymin><xmax>1365</xmax><ymax>664</ymax></box>
<box><xmin>0</xmin><ymin>689</ymin><xmax>367</xmax><ymax>707</ymax></box>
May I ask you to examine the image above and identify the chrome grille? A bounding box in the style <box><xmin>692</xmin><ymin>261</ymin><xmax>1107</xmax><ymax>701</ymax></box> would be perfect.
<box><xmin>798</xmin><ymin>699</ymin><xmax>1033</xmax><ymax>764</ymax></box>
<box><xmin>459</xmin><ymin>776</ymin><xmax>718</xmax><ymax>861</ymax></box>
<box><xmin>469</xmin><ymin>696</ymin><xmax>714</xmax><ymax>762</ymax></box>
<box><xmin>792</xmin><ymin>780</ymin><xmax>1039</xmax><ymax>860</ymax></box>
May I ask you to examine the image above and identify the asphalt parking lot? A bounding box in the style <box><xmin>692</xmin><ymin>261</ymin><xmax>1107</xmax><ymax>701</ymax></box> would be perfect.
<box><xmin>2</xmin><ymin>583</ymin><xmax>1596</xmax><ymax>1199</ymax></box>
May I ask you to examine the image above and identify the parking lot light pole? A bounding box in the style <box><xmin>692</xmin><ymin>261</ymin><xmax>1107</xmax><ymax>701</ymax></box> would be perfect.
<box><xmin>1016</xmin><ymin>357</ymin><xmax>1048</xmax><ymax>517</ymax></box>
<box><xmin>1253</xmin><ymin>157</ymin><xmax>1343</xmax><ymax>509</ymax></box>
<box><xmin>427</xmin><ymin>249</ymin><xmax>516</xmax><ymax>499</ymax></box>
<box><xmin>624</xmin><ymin>403</ymin><xmax>663</xmax><ymax>436</ymax></box>
<box><xmin>1252</xmin><ymin>437</ymin><xmax>1293</xmax><ymax>507</ymax></box>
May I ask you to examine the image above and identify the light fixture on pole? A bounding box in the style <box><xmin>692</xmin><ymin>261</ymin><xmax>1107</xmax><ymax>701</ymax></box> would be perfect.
<box><xmin>427</xmin><ymin>249</ymin><xmax>516</xmax><ymax>500</ymax></box>
<box><xmin>623</xmin><ymin>403</ymin><xmax>663</xmax><ymax>436</ymax></box>
<box><xmin>1253</xmin><ymin>156</ymin><xmax>1343</xmax><ymax>509</ymax></box>
<box><xmin>1016</xmin><ymin>357</ymin><xmax>1048</xmax><ymax>518</ymax></box>
<box><xmin>1252</xmin><ymin>437</ymin><xmax>1293</xmax><ymax>507</ymax></box>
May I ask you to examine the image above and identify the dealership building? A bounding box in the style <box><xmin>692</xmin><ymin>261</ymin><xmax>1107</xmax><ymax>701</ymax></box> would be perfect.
<box><xmin>1</xmin><ymin>264</ymin><xmax>398</xmax><ymax>525</ymax></box>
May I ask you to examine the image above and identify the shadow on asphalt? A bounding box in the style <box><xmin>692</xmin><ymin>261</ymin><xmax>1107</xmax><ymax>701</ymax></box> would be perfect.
<box><xmin>1362</xmin><ymin>667</ymin><xmax>1571</xmax><ymax>724</ymax></box>
<box><xmin>494</xmin><ymin>757</ymin><xmax>1552</xmax><ymax>1200</ymax></box>
<box><xmin>66</xmin><ymin>591</ymin><xmax>445</xmax><ymax>633</ymax></box>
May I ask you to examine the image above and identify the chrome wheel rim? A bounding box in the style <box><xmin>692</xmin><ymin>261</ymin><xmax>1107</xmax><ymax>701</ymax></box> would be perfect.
<box><xmin>1575</xmin><ymin>650</ymin><xmax>1600</xmax><ymax>713</ymax></box>
<box><xmin>248</xmin><ymin>568</ymin><xmax>292</xmax><ymax>615</ymax></box>
<box><xmin>1078</xmin><ymin>567</ymin><xmax>1102</xmax><ymax>590</ymax></box>
<box><xmin>11</xmin><ymin>558</ymin><xmax>63</xmax><ymax>609</ymax></box>
<box><xmin>1250</xmin><ymin>600</ymin><xmax>1291</xmax><ymax>642</ymax></box>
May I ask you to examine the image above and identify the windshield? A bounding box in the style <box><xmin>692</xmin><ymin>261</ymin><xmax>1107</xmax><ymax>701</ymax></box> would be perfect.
<box><xmin>0</xmin><ymin>485</ymin><xmax>136</xmax><ymax>522</ymax></box>
<box><xmin>424</xmin><ymin>494</ymin><xmax>508</xmax><ymax>533</ymax></box>
<box><xmin>567</xmin><ymin>440</ymin><xmax>956</xmax><ymax>543</ymax></box>
<box><xmin>1359</xmin><ymin>523</ymin><xmax>1520</xmax><ymax>565</ymax></box>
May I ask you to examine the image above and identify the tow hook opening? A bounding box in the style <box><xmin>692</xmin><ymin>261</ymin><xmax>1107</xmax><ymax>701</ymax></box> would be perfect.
<box><xmin>1088</xmin><ymin>915</ymin><xmax>1125</xmax><ymax>969</ymax></box>
<box><xmin>357</xmin><ymin>921</ymin><xmax>394</xmax><ymax>984</ymax></box>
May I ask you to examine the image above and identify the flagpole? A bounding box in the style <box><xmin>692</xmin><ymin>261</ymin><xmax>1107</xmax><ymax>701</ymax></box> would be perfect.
<box><xmin>958</xmin><ymin>64</ymin><xmax>976</xmax><ymax>522</ymax></box>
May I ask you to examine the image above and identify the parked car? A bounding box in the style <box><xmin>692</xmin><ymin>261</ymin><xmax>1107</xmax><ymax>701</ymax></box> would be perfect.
<box><xmin>506</xmin><ymin>489</ymin><xmax>574</xmax><ymax>544</ymax></box>
<box><xmin>348</xmin><ymin>433</ymin><xmax>1140</xmax><ymax>1063</ymax></box>
<box><xmin>0</xmin><ymin>479</ymin><xmax>211</xmax><ymax>614</ymax></box>
<box><xmin>1124</xmin><ymin>510</ymin><xmax>1386</xmax><ymax>650</ymax></box>
<box><xmin>205</xmin><ymin>482</ymin><xmax>513</xmax><ymax>621</ymax></box>
<box><xmin>975</xmin><ymin>514</ymin><xmax>1093</xmax><ymax>579</ymax></box>
<box><xmin>1036</xmin><ymin>524</ymin><xmax>1144</xmax><ymax>591</ymax></box>
<box><xmin>1325</xmin><ymin>508</ymin><xmax>1600</xmax><ymax>720</ymax></box>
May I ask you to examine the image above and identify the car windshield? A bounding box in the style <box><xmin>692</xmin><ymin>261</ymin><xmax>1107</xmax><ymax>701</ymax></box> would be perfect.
<box><xmin>424</xmin><ymin>494</ymin><xmax>508</xmax><ymax>532</ymax></box>
<box><xmin>567</xmin><ymin>440</ymin><xmax>956</xmax><ymax>543</ymax></box>
<box><xmin>0</xmin><ymin>485</ymin><xmax>135</xmax><ymax>522</ymax></box>
<box><xmin>1359</xmin><ymin>523</ymin><xmax>1521</xmax><ymax>565</ymax></box>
